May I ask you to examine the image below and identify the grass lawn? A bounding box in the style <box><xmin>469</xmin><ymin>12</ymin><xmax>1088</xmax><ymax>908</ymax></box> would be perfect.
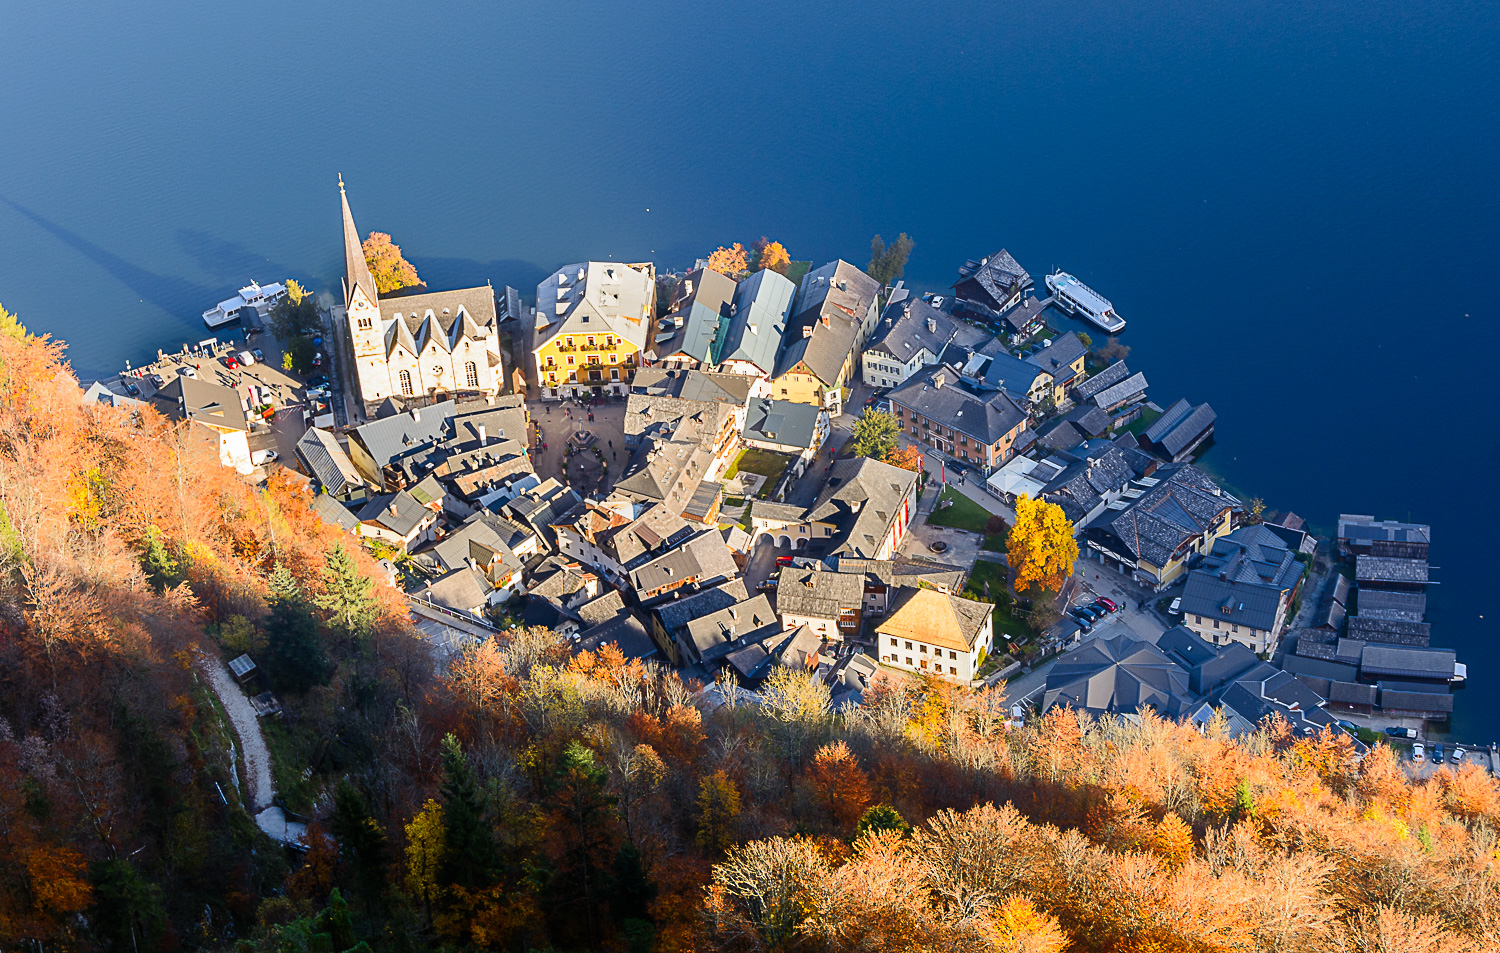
<box><xmin>784</xmin><ymin>261</ymin><xmax>813</xmax><ymax>286</ymax></box>
<box><xmin>726</xmin><ymin>447</ymin><xmax>794</xmax><ymax>482</ymax></box>
<box><xmin>1119</xmin><ymin>406</ymin><xmax>1162</xmax><ymax>436</ymax></box>
<box><xmin>962</xmin><ymin>561</ymin><xmax>1032</xmax><ymax>638</ymax></box>
<box><xmin>261</xmin><ymin>719</ymin><xmax>318</xmax><ymax>815</ymax></box>
<box><xmin>982</xmin><ymin>532</ymin><xmax>1008</xmax><ymax>552</ymax></box>
<box><xmin>926</xmin><ymin>487</ymin><xmax>995</xmax><ymax>533</ymax></box>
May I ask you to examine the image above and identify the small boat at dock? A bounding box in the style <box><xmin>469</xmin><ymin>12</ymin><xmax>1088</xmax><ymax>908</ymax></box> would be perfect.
<box><xmin>203</xmin><ymin>280</ymin><xmax>286</xmax><ymax>329</ymax></box>
<box><xmin>1045</xmin><ymin>270</ymin><xmax>1125</xmax><ymax>333</ymax></box>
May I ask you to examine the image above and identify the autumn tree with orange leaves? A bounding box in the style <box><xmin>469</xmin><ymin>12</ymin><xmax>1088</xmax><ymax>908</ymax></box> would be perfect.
<box><xmin>1007</xmin><ymin>494</ymin><xmax>1079</xmax><ymax>592</ymax></box>
<box><xmin>705</xmin><ymin>243</ymin><xmax>748</xmax><ymax>275</ymax></box>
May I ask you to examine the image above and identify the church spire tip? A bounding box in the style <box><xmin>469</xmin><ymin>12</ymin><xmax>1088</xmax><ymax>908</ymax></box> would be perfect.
<box><xmin>338</xmin><ymin>173</ymin><xmax>345</xmax><ymax>193</ymax></box>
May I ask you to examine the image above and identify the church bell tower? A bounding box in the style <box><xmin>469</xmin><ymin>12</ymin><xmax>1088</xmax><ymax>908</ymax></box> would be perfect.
<box><xmin>340</xmin><ymin>176</ymin><xmax>393</xmax><ymax>403</ymax></box>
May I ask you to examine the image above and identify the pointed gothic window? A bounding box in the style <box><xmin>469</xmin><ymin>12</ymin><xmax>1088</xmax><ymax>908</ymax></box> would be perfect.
<box><xmin>465</xmin><ymin>362</ymin><xmax>478</xmax><ymax>388</ymax></box>
<box><xmin>357</xmin><ymin>316</ymin><xmax>373</xmax><ymax>330</ymax></box>
<box><xmin>398</xmin><ymin>370</ymin><xmax>413</xmax><ymax>396</ymax></box>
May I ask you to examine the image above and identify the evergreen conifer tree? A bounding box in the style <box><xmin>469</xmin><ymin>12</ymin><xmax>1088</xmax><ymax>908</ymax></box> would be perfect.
<box><xmin>315</xmin><ymin>544</ymin><xmax>378</xmax><ymax>640</ymax></box>
<box><xmin>331</xmin><ymin>780</ymin><xmax>388</xmax><ymax>902</ymax></box>
<box><xmin>438</xmin><ymin>734</ymin><xmax>498</xmax><ymax>889</ymax></box>
<box><xmin>142</xmin><ymin>526</ymin><xmax>179</xmax><ymax>593</ymax></box>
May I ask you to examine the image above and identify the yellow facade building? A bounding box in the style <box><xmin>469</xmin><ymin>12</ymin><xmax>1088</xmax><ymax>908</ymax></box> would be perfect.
<box><xmin>533</xmin><ymin>262</ymin><xmax>655</xmax><ymax>398</ymax></box>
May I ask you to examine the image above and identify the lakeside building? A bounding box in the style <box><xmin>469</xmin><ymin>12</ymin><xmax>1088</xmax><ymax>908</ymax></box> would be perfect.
<box><xmin>1080</xmin><ymin>462</ymin><xmax>1242</xmax><ymax>590</ymax></box>
<box><xmin>1137</xmin><ymin>398</ymin><xmax>1217</xmax><ymax>462</ymax></box>
<box><xmin>1023</xmin><ymin>331</ymin><xmax>1090</xmax><ymax>403</ymax></box>
<box><xmin>339</xmin><ymin>182</ymin><xmax>505</xmax><ymax>409</ymax></box>
<box><xmin>1179</xmin><ymin>524</ymin><xmax>1304</xmax><ymax>655</ymax></box>
<box><xmin>715</xmin><ymin>269</ymin><xmax>795</xmax><ymax>380</ymax></box>
<box><xmin>887</xmin><ymin>365</ymin><xmax>1030</xmax><ymax>474</ymax></box>
<box><xmin>1337</xmin><ymin>514</ymin><xmax>1431</xmax><ymax>559</ymax></box>
<box><xmin>770</xmin><ymin>260</ymin><xmax>880</xmax><ymax>414</ymax></box>
<box><xmin>533</xmin><ymin>260</ymin><xmax>656</xmax><ymax>399</ymax></box>
<box><xmin>860</xmin><ymin>295</ymin><xmax>988</xmax><ymax>390</ymax></box>
<box><xmin>953</xmin><ymin>249</ymin><xmax>1033</xmax><ymax>317</ymax></box>
<box><xmin>648</xmin><ymin>268</ymin><xmax>736</xmax><ymax>369</ymax></box>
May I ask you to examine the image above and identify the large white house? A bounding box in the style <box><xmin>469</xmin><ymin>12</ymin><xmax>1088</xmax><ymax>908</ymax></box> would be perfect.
<box><xmin>876</xmin><ymin>587</ymin><xmax>995</xmax><ymax>682</ymax></box>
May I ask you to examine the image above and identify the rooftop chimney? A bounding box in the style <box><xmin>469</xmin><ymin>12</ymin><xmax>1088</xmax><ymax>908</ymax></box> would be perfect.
<box><xmin>933</xmin><ymin>372</ymin><xmax>946</xmax><ymax>389</ymax></box>
<box><xmin>820</xmin><ymin>313</ymin><xmax>831</xmax><ymax>328</ymax></box>
<box><xmin>478</xmin><ymin>423</ymin><xmax>488</xmax><ymax>446</ymax></box>
<box><xmin>926</xmin><ymin>316</ymin><xmax>937</xmax><ymax>334</ymax></box>
<box><xmin>411</xmin><ymin>408</ymin><xmax>421</xmax><ymax>422</ymax></box>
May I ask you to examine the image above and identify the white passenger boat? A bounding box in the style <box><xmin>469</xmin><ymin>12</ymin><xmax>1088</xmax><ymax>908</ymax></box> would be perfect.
<box><xmin>1045</xmin><ymin>271</ymin><xmax>1125</xmax><ymax>333</ymax></box>
<box><xmin>203</xmin><ymin>280</ymin><xmax>287</xmax><ymax>328</ymax></box>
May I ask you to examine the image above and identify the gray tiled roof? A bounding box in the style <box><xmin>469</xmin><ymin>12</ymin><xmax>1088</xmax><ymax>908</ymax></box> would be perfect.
<box><xmin>352</xmin><ymin>400</ymin><xmax>456</xmax><ymax>469</ymax></box>
<box><xmin>1180</xmin><ymin>571</ymin><xmax>1285</xmax><ymax>633</ymax></box>
<box><xmin>1377</xmin><ymin>687</ymin><xmax>1453</xmax><ymax>714</ymax></box>
<box><xmin>742</xmin><ymin>398</ymin><xmax>822</xmax><ymax>450</ymax></box>
<box><xmin>661</xmin><ymin>268</ymin><xmax>737</xmax><ymax>364</ymax></box>
<box><xmin>576</xmin><ymin>590</ymin><xmax>627</xmax><ymax>626</ymax></box>
<box><xmin>1360</xmin><ymin>643</ymin><xmax>1454</xmax><ymax>679</ymax></box>
<box><xmin>748</xmin><ymin>501</ymin><xmax>807</xmax><ymax>523</ymax></box>
<box><xmin>1026</xmin><ymin>331</ymin><xmax>1088</xmax><ymax>379</ymax></box>
<box><xmin>865</xmin><ymin>297</ymin><xmax>988</xmax><ymax>365</ymax></box>
<box><xmin>888</xmin><ymin>365</ymin><xmax>1029</xmax><ymax>445</ymax></box>
<box><xmin>954</xmin><ymin>249</ymin><xmax>1032</xmax><ymax>308</ymax></box>
<box><xmin>683</xmin><ymin>594</ymin><xmax>776</xmax><ymax>658</ymax></box>
<box><xmin>720</xmin><ymin>268</ymin><xmax>794</xmax><ymax>374</ymax></box>
<box><xmin>1041</xmin><ymin>445</ymin><xmax>1134</xmax><ymax>524</ymax></box>
<box><xmin>1355</xmin><ymin>588</ymin><xmax>1425</xmax><ymax>619</ymax></box>
<box><xmin>1346</xmin><ymin>615</ymin><xmax>1430</xmax><ymax>646</ymax></box>
<box><xmin>807</xmin><ymin>457</ymin><xmax>919</xmax><ymax>559</ymax></box>
<box><xmin>311</xmin><ymin>493</ymin><xmax>360</xmax><ymax>532</ymax></box>
<box><xmin>1044</xmin><ymin>634</ymin><xmax>1192</xmax><ymax>717</ymax></box>
<box><xmin>778</xmin><ymin>260</ymin><xmax>879</xmax><ymax>384</ymax></box>
<box><xmin>414</xmin><ymin>566</ymin><xmax>490</xmax><ymax>614</ymax></box>
<box><xmin>297</xmin><ymin>428</ymin><xmax>362</xmax><ymax>494</ymax></box>
<box><xmin>628</xmin><ymin>530</ymin><xmax>736</xmax><ymax>597</ymax></box>
<box><xmin>653</xmin><ymin>578</ymin><xmax>750</xmax><ymax>633</ymax></box>
<box><xmin>1085</xmin><ymin>463</ymin><xmax>1238</xmax><ymax>569</ymax></box>
<box><xmin>379</xmin><ymin>286</ymin><xmax>498</xmax><ymax>349</ymax></box>
<box><xmin>357</xmin><ymin>489</ymin><xmax>435</xmax><ymax>537</ymax></box>
<box><xmin>980</xmin><ymin>350</ymin><xmax>1048</xmax><ymax>397</ymax></box>
<box><xmin>1072</xmin><ymin>360</ymin><xmax>1130</xmax><ymax>401</ymax></box>
<box><xmin>1143</xmin><ymin>398</ymin><xmax>1216</xmax><ymax>459</ymax></box>
<box><xmin>574</xmin><ymin>611</ymin><xmax>658</xmax><ymax>661</ymax></box>
<box><xmin>1355</xmin><ymin>556</ymin><xmax>1428</xmax><ymax>585</ymax></box>
<box><xmin>152</xmin><ymin>376</ymin><xmax>249</xmax><ymax>432</ymax></box>
<box><xmin>994</xmin><ymin>294</ymin><xmax>1052</xmax><ymax>334</ymax></box>
<box><xmin>1338</xmin><ymin>514</ymin><xmax>1432</xmax><ymax>549</ymax></box>
<box><xmin>1089</xmin><ymin>372</ymin><xmax>1149</xmax><ymax>410</ymax></box>
<box><xmin>775</xmin><ymin>569</ymin><xmax>864</xmax><ymax>620</ymax></box>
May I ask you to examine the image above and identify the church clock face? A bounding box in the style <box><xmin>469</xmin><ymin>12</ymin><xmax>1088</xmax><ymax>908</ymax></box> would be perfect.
<box><xmin>432</xmin><ymin>366</ymin><xmax>444</xmax><ymax>376</ymax></box>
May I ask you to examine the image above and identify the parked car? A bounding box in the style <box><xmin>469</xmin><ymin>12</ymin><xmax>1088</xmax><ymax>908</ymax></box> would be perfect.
<box><xmin>1452</xmin><ymin>746</ymin><xmax>1467</xmax><ymax>764</ymax></box>
<box><xmin>1078</xmin><ymin>605</ymin><xmax>1104</xmax><ymax>622</ymax></box>
<box><xmin>1337</xmin><ymin>720</ymin><xmax>1358</xmax><ymax>735</ymax></box>
<box><xmin>1067</xmin><ymin>608</ymin><xmax>1095</xmax><ymax>629</ymax></box>
<box><xmin>122</xmin><ymin>381</ymin><xmax>141</xmax><ymax>397</ymax></box>
<box><xmin>1411</xmin><ymin>742</ymin><xmax>1425</xmax><ymax>762</ymax></box>
<box><xmin>178</xmin><ymin>366</ymin><xmax>197</xmax><ymax>379</ymax></box>
<box><xmin>1090</xmin><ymin>599</ymin><xmax>1116</xmax><ymax>614</ymax></box>
<box><xmin>776</xmin><ymin>556</ymin><xmax>795</xmax><ymax>566</ymax></box>
<box><xmin>306</xmin><ymin>375</ymin><xmax>329</xmax><ymax>388</ymax></box>
<box><xmin>1096</xmin><ymin>597</ymin><xmax>1119</xmax><ymax>612</ymax></box>
<box><xmin>1432</xmin><ymin>743</ymin><xmax>1445</xmax><ymax>765</ymax></box>
<box><xmin>224</xmin><ymin>356</ymin><xmax>239</xmax><ymax>369</ymax></box>
<box><xmin>1384</xmin><ymin>726</ymin><xmax>1419</xmax><ymax>739</ymax></box>
<box><xmin>237</xmin><ymin>350</ymin><xmax>256</xmax><ymax>366</ymax></box>
<box><xmin>1168</xmin><ymin>597</ymin><xmax>1182</xmax><ymax>615</ymax></box>
<box><xmin>757</xmin><ymin>578</ymin><xmax>777</xmax><ymax>592</ymax></box>
<box><xmin>251</xmin><ymin>348</ymin><xmax>264</xmax><ymax>361</ymax></box>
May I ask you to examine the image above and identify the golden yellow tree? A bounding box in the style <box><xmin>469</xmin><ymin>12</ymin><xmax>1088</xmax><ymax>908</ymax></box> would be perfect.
<box><xmin>363</xmin><ymin>231</ymin><xmax>422</xmax><ymax>294</ymax></box>
<box><xmin>758</xmin><ymin>241</ymin><xmax>791</xmax><ymax>274</ymax></box>
<box><xmin>696</xmin><ymin>770</ymin><xmax>742</xmax><ymax>855</ymax></box>
<box><xmin>705</xmin><ymin>243</ymin><xmax>748</xmax><ymax>275</ymax></box>
<box><xmin>405</xmin><ymin>799</ymin><xmax>447</xmax><ymax>921</ymax></box>
<box><xmin>1006</xmin><ymin>495</ymin><xmax>1078</xmax><ymax>593</ymax></box>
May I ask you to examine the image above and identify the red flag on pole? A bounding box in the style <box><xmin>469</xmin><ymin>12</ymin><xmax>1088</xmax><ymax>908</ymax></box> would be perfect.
<box><xmin>941</xmin><ymin>459</ymin><xmax>946</xmax><ymax>485</ymax></box>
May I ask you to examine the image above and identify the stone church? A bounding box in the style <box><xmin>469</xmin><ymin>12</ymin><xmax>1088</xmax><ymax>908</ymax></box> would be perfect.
<box><xmin>340</xmin><ymin>180</ymin><xmax>504</xmax><ymax>408</ymax></box>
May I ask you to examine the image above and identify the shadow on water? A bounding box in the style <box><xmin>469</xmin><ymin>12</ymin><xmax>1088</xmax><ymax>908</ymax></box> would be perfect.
<box><xmin>174</xmin><ymin>229</ymin><xmax>297</xmax><ymax>287</ymax></box>
<box><xmin>0</xmin><ymin>196</ymin><xmax>214</xmax><ymax>319</ymax></box>
<box><xmin>409</xmin><ymin>256</ymin><xmax>549</xmax><ymax>298</ymax></box>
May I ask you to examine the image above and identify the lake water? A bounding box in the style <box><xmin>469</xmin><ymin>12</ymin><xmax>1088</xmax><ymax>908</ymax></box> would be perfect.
<box><xmin>2</xmin><ymin>1</ymin><xmax>1496</xmax><ymax>734</ymax></box>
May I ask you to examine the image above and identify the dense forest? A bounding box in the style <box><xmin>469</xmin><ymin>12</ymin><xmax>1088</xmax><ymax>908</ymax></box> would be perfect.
<box><xmin>0</xmin><ymin>322</ymin><xmax>1496</xmax><ymax>953</ymax></box>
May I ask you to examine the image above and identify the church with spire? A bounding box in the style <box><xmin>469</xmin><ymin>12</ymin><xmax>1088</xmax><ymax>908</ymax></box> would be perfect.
<box><xmin>340</xmin><ymin>178</ymin><xmax>504</xmax><ymax>410</ymax></box>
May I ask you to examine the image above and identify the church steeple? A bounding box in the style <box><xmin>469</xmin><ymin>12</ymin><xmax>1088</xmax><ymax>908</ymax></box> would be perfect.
<box><xmin>340</xmin><ymin>175</ymin><xmax>379</xmax><ymax>309</ymax></box>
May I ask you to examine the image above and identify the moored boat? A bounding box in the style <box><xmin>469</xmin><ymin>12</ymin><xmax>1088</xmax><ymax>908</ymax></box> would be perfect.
<box><xmin>1045</xmin><ymin>271</ymin><xmax>1125</xmax><ymax>333</ymax></box>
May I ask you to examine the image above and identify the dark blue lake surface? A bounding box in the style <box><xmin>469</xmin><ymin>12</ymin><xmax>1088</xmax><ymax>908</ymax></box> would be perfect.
<box><xmin>2</xmin><ymin>1</ymin><xmax>1496</xmax><ymax>733</ymax></box>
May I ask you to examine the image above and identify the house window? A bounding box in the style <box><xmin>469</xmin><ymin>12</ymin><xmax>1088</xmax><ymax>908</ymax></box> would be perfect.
<box><xmin>609</xmin><ymin>353</ymin><xmax>618</xmax><ymax>364</ymax></box>
<box><xmin>1195</xmin><ymin>615</ymin><xmax>1203</xmax><ymax>624</ymax></box>
<box><xmin>547</xmin><ymin>372</ymin><xmax>557</xmax><ymax>383</ymax></box>
<box><xmin>905</xmin><ymin>657</ymin><xmax>913</xmax><ymax>666</ymax></box>
<box><xmin>919</xmin><ymin>645</ymin><xmax>927</xmax><ymax>654</ymax></box>
<box><xmin>610</xmin><ymin>368</ymin><xmax>619</xmax><ymax>381</ymax></box>
<box><xmin>920</xmin><ymin>659</ymin><xmax>928</xmax><ymax>669</ymax></box>
<box><xmin>890</xmin><ymin>637</ymin><xmax>898</xmax><ymax>647</ymax></box>
<box><xmin>949</xmin><ymin>666</ymin><xmax>957</xmax><ymax>675</ymax></box>
<box><xmin>1213</xmin><ymin>620</ymin><xmax>1220</xmax><ymax>629</ymax></box>
<box><xmin>905</xmin><ymin>641</ymin><xmax>912</xmax><ymax>650</ymax></box>
<box><xmin>949</xmin><ymin>650</ymin><xmax>957</xmax><ymax>660</ymax></box>
<box><xmin>546</xmin><ymin>355</ymin><xmax>556</xmax><ymax>367</ymax></box>
<box><xmin>587</xmin><ymin>336</ymin><xmax>595</xmax><ymax>346</ymax></box>
<box><xmin>398</xmin><ymin>370</ymin><xmax>413</xmax><ymax>396</ymax></box>
<box><xmin>465</xmin><ymin>362</ymin><xmax>478</xmax><ymax>388</ymax></box>
<box><xmin>565</xmin><ymin>337</ymin><xmax>573</xmax><ymax>347</ymax></box>
<box><xmin>606</xmin><ymin>335</ymin><xmax>614</xmax><ymax>346</ymax></box>
<box><xmin>567</xmin><ymin>355</ymin><xmax>575</xmax><ymax>365</ymax></box>
<box><xmin>781</xmin><ymin>388</ymin><xmax>788</xmax><ymax>395</ymax></box>
<box><xmin>1231</xmin><ymin>624</ymin><xmax>1239</xmax><ymax>633</ymax></box>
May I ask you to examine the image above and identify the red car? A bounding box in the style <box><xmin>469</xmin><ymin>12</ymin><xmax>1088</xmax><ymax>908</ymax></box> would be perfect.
<box><xmin>776</xmin><ymin>555</ymin><xmax>795</xmax><ymax>566</ymax></box>
<box><xmin>1095</xmin><ymin>597</ymin><xmax>1119</xmax><ymax>612</ymax></box>
<box><xmin>223</xmin><ymin>356</ymin><xmax>239</xmax><ymax>369</ymax></box>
